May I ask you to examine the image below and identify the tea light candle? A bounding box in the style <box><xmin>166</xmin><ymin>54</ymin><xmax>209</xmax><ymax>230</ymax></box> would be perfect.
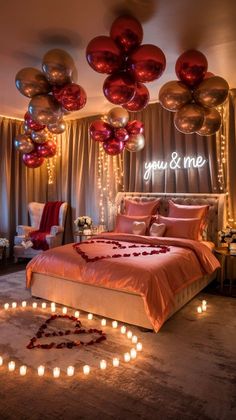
<box><xmin>136</xmin><ymin>342</ymin><xmax>142</xmax><ymax>352</ymax></box>
<box><xmin>100</xmin><ymin>360</ymin><xmax>107</xmax><ymax>370</ymax></box>
<box><xmin>202</xmin><ymin>300</ymin><xmax>207</xmax><ymax>306</ymax></box>
<box><xmin>124</xmin><ymin>353</ymin><xmax>131</xmax><ymax>362</ymax></box>
<box><xmin>127</xmin><ymin>330</ymin><xmax>132</xmax><ymax>339</ymax></box>
<box><xmin>62</xmin><ymin>307</ymin><xmax>67</xmax><ymax>314</ymax></box>
<box><xmin>197</xmin><ymin>306</ymin><xmax>203</xmax><ymax>314</ymax></box>
<box><xmin>32</xmin><ymin>302</ymin><xmax>37</xmax><ymax>309</ymax></box>
<box><xmin>120</xmin><ymin>326</ymin><xmax>126</xmax><ymax>334</ymax></box>
<box><xmin>41</xmin><ymin>302</ymin><xmax>47</xmax><ymax>309</ymax></box>
<box><xmin>8</xmin><ymin>361</ymin><xmax>15</xmax><ymax>371</ymax></box>
<box><xmin>0</xmin><ymin>356</ymin><xmax>3</xmax><ymax>366</ymax></box>
<box><xmin>130</xmin><ymin>348</ymin><xmax>137</xmax><ymax>359</ymax></box>
<box><xmin>83</xmin><ymin>365</ymin><xmax>90</xmax><ymax>375</ymax></box>
<box><xmin>74</xmin><ymin>311</ymin><xmax>80</xmax><ymax>318</ymax></box>
<box><xmin>112</xmin><ymin>358</ymin><xmax>119</xmax><ymax>367</ymax></box>
<box><xmin>53</xmin><ymin>367</ymin><xmax>60</xmax><ymax>378</ymax></box>
<box><xmin>21</xmin><ymin>301</ymin><xmax>27</xmax><ymax>308</ymax></box>
<box><xmin>37</xmin><ymin>365</ymin><xmax>45</xmax><ymax>376</ymax></box>
<box><xmin>67</xmin><ymin>366</ymin><xmax>74</xmax><ymax>376</ymax></box>
<box><xmin>112</xmin><ymin>320</ymin><xmax>118</xmax><ymax>329</ymax></box>
<box><xmin>51</xmin><ymin>305</ymin><xmax>56</xmax><ymax>313</ymax></box>
<box><xmin>12</xmin><ymin>302</ymin><xmax>17</xmax><ymax>309</ymax></box>
<box><xmin>101</xmin><ymin>319</ymin><xmax>106</xmax><ymax>326</ymax></box>
<box><xmin>202</xmin><ymin>304</ymin><xmax>207</xmax><ymax>312</ymax></box>
<box><xmin>4</xmin><ymin>303</ymin><xmax>9</xmax><ymax>310</ymax></box>
<box><xmin>88</xmin><ymin>313</ymin><xmax>93</xmax><ymax>320</ymax></box>
<box><xmin>132</xmin><ymin>335</ymin><xmax>138</xmax><ymax>344</ymax></box>
<box><xmin>19</xmin><ymin>365</ymin><xmax>27</xmax><ymax>376</ymax></box>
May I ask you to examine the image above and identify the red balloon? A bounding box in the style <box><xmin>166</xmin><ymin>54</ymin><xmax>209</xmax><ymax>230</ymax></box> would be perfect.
<box><xmin>110</xmin><ymin>15</ymin><xmax>143</xmax><ymax>54</ymax></box>
<box><xmin>103</xmin><ymin>138</ymin><xmax>125</xmax><ymax>155</ymax></box>
<box><xmin>204</xmin><ymin>71</ymin><xmax>215</xmax><ymax>79</ymax></box>
<box><xmin>175</xmin><ymin>50</ymin><xmax>208</xmax><ymax>87</ymax></box>
<box><xmin>103</xmin><ymin>72</ymin><xmax>136</xmax><ymax>105</ymax></box>
<box><xmin>123</xmin><ymin>82</ymin><xmax>149</xmax><ymax>111</ymax></box>
<box><xmin>114</xmin><ymin>127</ymin><xmax>129</xmax><ymax>142</ymax></box>
<box><xmin>86</xmin><ymin>36</ymin><xmax>123</xmax><ymax>74</ymax></box>
<box><xmin>53</xmin><ymin>83</ymin><xmax>87</xmax><ymax>111</ymax></box>
<box><xmin>90</xmin><ymin>120</ymin><xmax>113</xmax><ymax>142</ymax></box>
<box><xmin>36</xmin><ymin>140</ymin><xmax>57</xmax><ymax>158</ymax></box>
<box><xmin>22</xmin><ymin>152</ymin><xmax>44</xmax><ymax>168</ymax></box>
<box><xmin>126</xmin><ymin>120</ymin><xmax>144</xmax><ymax>135</ymax></box>
<box><xmin>24</xmin><ymin>112</ymin><xmax>45</xmax><ymax>132</ymax></box>
<box><xmin>129</xmin><ymin>44</ymin><xmax>166</xmax><ymax>82</ymax></box>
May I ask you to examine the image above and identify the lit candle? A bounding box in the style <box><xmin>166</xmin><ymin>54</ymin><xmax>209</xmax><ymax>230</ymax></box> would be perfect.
<box><xmin>202</xmin><ymin>300</ymin><xmax>207</xmax><ymax>306</ymax></box>
<box><xmin>0</xmin><ymin>356</ymin><xmax>3</xmax><ymax>366</ymax></box>
<box><xmin>127</xmin><ymin>330</ymin><xmax>132</xmax><ymax>339</ymax></box>
<box><xmin>100</xmin><ymin>360</ymin><xmax>107</xmax><ymax>370</ymax></box>
<box><xmin>51</xmin><ymin>302</ymin><xmax>56</xmax><ymax>308</ymax></box>
<box><xmin>19</xmin><ymin>365</ymin><xmax>27</xmax><ymax>376</ymax></box>
<box><xmin>53</xmin><ymin>367</ymin><xmax>60</xmax><ymax>378</ymax></box>
<box><xmin>197</xmin><ymin>306</ymin><xmax>203</xmax><ymax>314</ymax></box>
<box><xmin>51</xmin><ymin>304</ymin><xmax>56</xmax><ymax>313</ymax></box>
<box><xmin>62</xmin><ymin>307</ymin><xmax>67</xmax><ymax>315</ymax></box>
<box><xmin>41</xmin><ymin>302</ymin><xmax>47</xmax><ymax>309</ymax></box>
<box><xmin>37</xmin><ymin>365</ymin><xmax>45</xmax><ymax>376</ymax></box>
<box><xmin>74</xmin><ymin>311</ymin><xmax>80</xmax><ymax>318</ymax></box>
<box><xmin>8</xmin><ymin>361</ymin><xmax>15</xmax><ymax>371</ymax></box>
<box><xmin>12</xmin><ymin>302</ymin><xmax>17</xmax><ymax>309</ymax></box>
<box><xmin>136</xmin><ymin>342</ymin><xmax>142</xmax><ymax>352</ymax></box>
<box><xmin>4</xmin><ymin>303</ymin><xmax>9</xmax><ymax>310</ymax></box>
<box><xmin>112</xmin><ymin>358</ymin><xmax>119</xmax><ymax>367</ymax></box>
<box><xmin>32</xmin><ymin>302</ymin><xmax>37</xmax><ymax>309</ymax></box>
<box><xmin>130</xmin><ymin>348</ymin><xmax>137</xmax><ymax>359</ymax></box>
<box><xmin>67</xmin><ymin>366</ymin><xmax>74</xmax><ymax>376</ymax></box>
<box><xmin>124</xmin><ymin>353</ymin><xmax>131</xmax><ymax>362</ymax></box>
<box><xmin>101</xmin><ymin>319</ymin><xmax>106</xmax><ymax>326</ymax></box>
<box><xmin>88</xmin><ymin>313</ymin><xmax>93</xmax><ymax>320</ymax></box>
<box><xmin>21</xmin><ymin>301</ymin><xmax>27</xmax><ymax>308</ymax></box>
<box><xmin>83</xmin><ymin>365</ymin><xmax>90</xmax><ymax>375</ymax></box>
<box><xmin>131</xmin><ymin>335</ymin><xmax>138</xmax><ymax>344</ymax></box>
<box><xmin>112</xmin><ymin>320</ymin><xmax>118</xmax><ymax>329</ymax></box>
<box><xmin>120</xmin><ymin>326</ymin><xmax>126</xmax><ymax>334</ymax></box>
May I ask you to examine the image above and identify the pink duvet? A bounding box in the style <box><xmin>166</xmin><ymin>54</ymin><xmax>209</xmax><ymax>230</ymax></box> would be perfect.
<box><xmin>26</xmin><ymin>233</ymin><xmax>220</xmax><ymax>331</ymax></box>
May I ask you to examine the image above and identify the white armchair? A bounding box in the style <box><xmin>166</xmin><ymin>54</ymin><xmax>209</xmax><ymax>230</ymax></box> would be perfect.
<box><xmin>14</xmin><ymin>202</ymin><xmax>68</xmax><ymax>261</ymax></box>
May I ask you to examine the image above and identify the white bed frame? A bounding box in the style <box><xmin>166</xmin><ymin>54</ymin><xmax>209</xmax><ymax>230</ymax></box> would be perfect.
<box><xmin>31</xmin><ymin>193</ymin><xmax>225</xmax><ymax>330</ymax></box>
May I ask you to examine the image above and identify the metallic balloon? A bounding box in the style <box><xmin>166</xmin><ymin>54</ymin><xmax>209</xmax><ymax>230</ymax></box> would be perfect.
<box><xmin>114</xmin><ymin>127</ymin><xmax>129</xmax><ymax>142</ymax></box>
<box><xmin>103</xmin><ymin>138</ymin><xmax>125</xmax><ymax>155</ymax></box>
<box><xmin>125</xmin><ymin>133</ymin><xmax>145</xmax><ymax>152</ymax></box>
<box><xmin>47</xmin><ymin>120</ymin><xmax>66</xmax><ymax>134</ymax></box>
<box><xmin>158</xmin><ymin>81</ymin><xmax>192</xmax><ymax>112</ymax></box>
<box><xmin>24</xmin><ymin>112</ymin><xmax>46</xmax><ymax>131</ymax></box>
<box><xmin>174</xmin><ymin>104</ymin><xmax>205</xmax><ymax>134</ymax></box>
<box><xmin>31</xmin><ymin>129</ymin><xmax>48</xmax><ymax>144</ymax></box>
<box><xmin>129</xmin><ymin>44</ymin><xmax>166</xmax><ymax>82</ymax></box>
<box><xmin>14</xmin><ymin>134</ymin><xmax>34</xmax><ymax>153</ymax></box>
<box><xmin>110</xmin><ymin>15</ymin><xmax>143</xmax><ymax>54</ymax></box>
<box><xmin>123</xmin><ymin>83</ymin><xmax>149</xmax><ymax>112</ymax></box>
<box><xmin>175</xmin><ymin>50</ymin><xmax>208</xmax><ymax>87</ymax></box>
<box><xmin>126</xmin><ymin>120</ymin><xmax>144</xmax><ymax>135</ymax></box>
<box><xmin>15</xmin><ymin>67</ymin><xmax>50</xmax><ymax>98</ymax></box>
<box><xmin>36</xmin><ymin>140</ymin><xmax>57</xmax><ymax>158</ymax></box>
<box><xmin>22</xmin><ymin>152</ymin><xmax>44</xmax><ymax>168</ymax></box>
<box><xmin>53</xmin><ymin>83</ymin><xmax>87</xmax><ymax>111</ymax></box>
<box><xmin>28</xmin><ymin>94</ymin><xmax>62</xmax><ymax>125</ymax></box>
<box><xmin>22</xmin><ymin>121</ymin><xmax>32</xmax><ymax>136</ymax></box>
<box><xmin>193</xmin><ymin>76</ymin><xmax>229</xmax><ymax>108</ymax></box>
<box><xmin>42</xmin><ymin>49</ymin><xmax>77</xmax><ymax>86</ymax></box>
<box><xmin>107</xmin><ymin>107</ymin><xmax>129</xmax><ymax>128</ymax></box>
<box><xmin>103</xmin><ymin>72</ymin><xmax>136</xmax><ymax>105</ymax></box>
<box><xmin>86</xmin><ymin>36</ymin><xmax>123</xmax><ymax>74</ymax></box>
<box><xmin>196</xmin><ymin>108</ymin><xmax>222</xmax><ymax>136</ymax></box>
<box><xmin>90</xmin><ymin>120</ymin><xmax>113</xmax><ymax>142</ymax></box>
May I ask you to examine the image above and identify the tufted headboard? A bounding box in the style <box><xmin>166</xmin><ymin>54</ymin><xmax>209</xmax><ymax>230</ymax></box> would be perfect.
<box><xmin>115</xmin><ymin>192</ymin><xmax>226</xmax><ymax>245</ymax></box>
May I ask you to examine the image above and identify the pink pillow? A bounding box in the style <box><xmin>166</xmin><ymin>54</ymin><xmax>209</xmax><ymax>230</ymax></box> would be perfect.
<box><xmin>168</xmin><ymin>200</ymin><xmax>209</xmax><ymax>239</ymax></box>
<box><xmin>115</xmin><ymin>214</ymin><xmax>151</xmax><ymax>234</ymax></box>
<box><xmin>158</xmin><ymin>215</ymin><xmax>202</xmax><ymax>240</ymax></box>
<box><xmin>124</xmin><ymin>199</ymin><xmax>160</xmax><ymax>216</ymax></box>
<box><xmin>149</xmin><ymin>223</ymin><xmax>166</xmax><ymax>237</ymax></box>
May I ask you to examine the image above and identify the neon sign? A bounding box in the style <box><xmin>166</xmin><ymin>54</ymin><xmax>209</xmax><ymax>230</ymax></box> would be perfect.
<box><xmin>144</xmin><ymin>152</ymin><xmax>207</xmax><ymax>181</ymax></box>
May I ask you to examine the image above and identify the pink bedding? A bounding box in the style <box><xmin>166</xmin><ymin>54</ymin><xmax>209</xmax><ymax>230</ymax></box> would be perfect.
<box><xmin>26</xmin><ymin>233</ymin><xmax>220</xmax><ymax>331</ymax></box>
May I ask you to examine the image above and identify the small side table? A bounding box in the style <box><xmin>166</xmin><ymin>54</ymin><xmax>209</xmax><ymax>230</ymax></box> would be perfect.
<box><xmin>214</xmin><ymin>247</ymin><xmax>236</xmax><ymax>295</ymax></box>
<box><xmin>0</xmin><ymin>245</ymin><xmax>7</xmax><ymax>264</ymax></box>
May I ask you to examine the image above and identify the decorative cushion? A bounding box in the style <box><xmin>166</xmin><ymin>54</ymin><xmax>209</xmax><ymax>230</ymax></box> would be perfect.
<box><xmin>158</xmin><ymin>215</ymin><xmax>202</xmax><ymax>240</ymax></box>
<box><xmin>115</xmin><ymin>214</ymin><xmax>151</xmax><ymax>234</ymax></box>
<box><xmin>149</xmin><ymin>223</ymin><xmax>166</xmax><ymax>237</ymax></box>
<box><xmin>132</xmin><ymin>221</ymin><xmax>147</xmax><ymax>235</ymax></box>
<box><xmin>124</xmin><ymin>199</ymin><xmax>160</xmax><ymax>216</ymax></box>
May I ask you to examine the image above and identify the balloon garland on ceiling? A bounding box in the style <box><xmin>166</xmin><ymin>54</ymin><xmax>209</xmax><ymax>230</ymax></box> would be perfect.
<box><xmin>158</xmin><ymin>49</ymin><xmax>229</xmax><ymax>136</ymax></box>
<box><xmin>14</xmin><ymin>49</ymin><xmax>87</xmax><ymax>171</ymax></box>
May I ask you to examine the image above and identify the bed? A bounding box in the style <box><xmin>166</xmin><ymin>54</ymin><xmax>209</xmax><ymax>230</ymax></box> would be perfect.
<box><xmin>27</xmin><ymin>193</ymin><xmax>225</xmax><ymax>332</ymax></box>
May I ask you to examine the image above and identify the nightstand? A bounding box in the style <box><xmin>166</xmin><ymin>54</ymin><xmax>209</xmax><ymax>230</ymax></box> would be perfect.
<box><xmin>0</xmin><ymin>245</ymin><xmax>7</xmax><ymax>264</ymax></box>
<box><xmin>214</xmin><ymin>247</ymin><xmax>236</xmax><ymax>295</ymax></box>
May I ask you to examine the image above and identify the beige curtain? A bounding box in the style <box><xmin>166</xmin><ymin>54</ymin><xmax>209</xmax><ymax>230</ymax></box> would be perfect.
<box><xmin>225</xmin><ymin>89</ymin><xmax>236</xmax><ymax>226</ymax></box>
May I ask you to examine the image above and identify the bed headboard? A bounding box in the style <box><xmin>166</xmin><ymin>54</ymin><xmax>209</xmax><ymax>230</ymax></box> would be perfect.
<box><xmin>115</xmin><ymin>192</ymin><xmax>226</xmax><ymax>245</ymax></box>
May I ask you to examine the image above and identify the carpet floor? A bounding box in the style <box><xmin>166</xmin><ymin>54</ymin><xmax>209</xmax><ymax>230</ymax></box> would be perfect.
<box><xmin>0</xmin><ymin>270</ymin><xmax>235</xmax><ymax>420</ymax></box>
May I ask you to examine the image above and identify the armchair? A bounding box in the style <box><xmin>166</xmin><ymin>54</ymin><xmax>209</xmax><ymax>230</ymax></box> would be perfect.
<box><xmin>14</xmin><ymin>201</ymin><xmax>68</xmax><ymax>261</ymax></box>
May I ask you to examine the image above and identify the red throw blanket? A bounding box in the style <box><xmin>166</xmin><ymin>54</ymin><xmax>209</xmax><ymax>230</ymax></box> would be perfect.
<box><xmin>29</xmin><ymin>201</ymin><xmax>63</xmax><ymax>250</ymax></box>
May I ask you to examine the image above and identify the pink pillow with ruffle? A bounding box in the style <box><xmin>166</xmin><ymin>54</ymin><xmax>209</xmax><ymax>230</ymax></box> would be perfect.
<box><xmin>115</xmin><ymin>214</ymin><xmax>151</xmax><ymax>234</ymax></box>
<box><xmin>159</xmin><ymin>215</ymin><xmax>202</xmax><ymax>241</ymax></box>
<box><xmin>124</xmin><ymin>199</ymin><xmax>160</xmax><ymax>216</ymax></box>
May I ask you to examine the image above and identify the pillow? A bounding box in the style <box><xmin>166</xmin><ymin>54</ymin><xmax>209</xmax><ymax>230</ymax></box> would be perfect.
<box><xmin>115</xmin><ymin>214</ymin><xmax>151</xmax><ymax>234</ymax></box>
<box><xmin>132</xmin><ymin>221</ymin><xmax>146</xmax><ymax>235</ymax></box>
<box><xmin>158</xmin><ymin>215</ymin><xmax>202</xmax><ymax>240</ymax></box>
<box><xmin>149</xmin><ymin>223</ymin><xmax>166</xmax><ymax>237</ymax></box>
<box><xmin>124</xmin><ymin>199</ymin><xmax>160</xmax><ymax>216</ymax></box>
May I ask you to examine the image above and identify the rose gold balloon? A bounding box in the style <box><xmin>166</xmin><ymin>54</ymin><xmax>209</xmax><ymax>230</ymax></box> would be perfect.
<box><xmin>15</xmin><ymin>67</ymin><xmax>50</xmax><ymax>98</ymax></box>
<box><xmin>28</xmin><ymin>94</ymin><xmax>62</xmax><ymax>125</ymax></box>
<box><xmin>42</xmin><ymin>49</ymin><xmax>77</xmax><ymax>86</ymax></box>
<box><xmin>14</xmin><ymin>134</ymin><xmax>34</xmax><ymax>153</ymax></box>
<box><xmin>31</xmin><ymin>129</ymin><xmax>48</xmax><ymax>144</ymax></box>
<box><xmin>174</xmin><ymin>104</ymin><xmax>205</xmax><ymax>134</ymax></box>
<box><xmin>125</xmin><ymin>133</ymin><xmax>145</xmax><ymax>152</ymax></box>
<box><xmin>159</xmin><ymin>81</ymin><xmax>192</xmax><ymax>112</ymax></box>
<box><xmin>107</xmin><ymin>107</ymin><xmax>129</xmax><ymax>128</ymax></box>
<box><xmin>47</xmin><ymin>120</ymin><xmax>66</xmax><ymax>134</ymax></box>
<box><xmin>193</xmin><ymin>76</ymin><xmax>229</xmax><ymax>108</ymax></box>
<box><xmin>196</xmin><ymin>108</ymin><xmax>221</xmax><ymax>136</ymax></box>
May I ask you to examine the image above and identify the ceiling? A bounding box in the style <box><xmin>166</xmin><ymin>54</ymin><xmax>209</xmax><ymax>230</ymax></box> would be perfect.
<box><xmin>1</xmin><ymin>0</ymin><xmax>236</xmax><ymax>120</ymax></box>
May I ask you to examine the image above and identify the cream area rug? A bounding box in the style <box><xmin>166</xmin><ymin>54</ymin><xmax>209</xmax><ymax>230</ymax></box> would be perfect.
<box><xmin>0</xmin><ymin>270</ymin><xmax>236</xmax><ymax>420</ymax></box>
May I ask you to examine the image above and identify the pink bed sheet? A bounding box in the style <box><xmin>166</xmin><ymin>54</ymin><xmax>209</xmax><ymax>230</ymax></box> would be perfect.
<box><xmin>26</xmin><ymin>233</ymin><xmax>220</xmax><ymax>331</ymax></box>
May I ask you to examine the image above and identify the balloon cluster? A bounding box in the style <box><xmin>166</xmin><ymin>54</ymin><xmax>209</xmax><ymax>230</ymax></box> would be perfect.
<box><xmin>89</xmin><ymin>107</ymin><xmax>145</xmax><ymax>155</ymax></box>
<box><xmin>86</xmin><ymin>15</ymin><xmax>166</xmax><ymax>112</ymax></box>
<box><xmin>15</xmin><ymin>49</ymin><xmax>87</xmax><ymax>168</ymax></box>
<box><xmin>158</xmin><ymin>50</ymin><xmax>229</xmax><ymax>136</ymax></box>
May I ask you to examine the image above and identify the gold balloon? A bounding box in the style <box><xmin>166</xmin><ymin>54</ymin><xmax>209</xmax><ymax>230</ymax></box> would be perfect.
<box><xmin>15</xmin><ymin>67</ymin><xmax>50</xmax><ymax>98</ymax></box>
<box><xmin>107</xmin><ymin>107</ymin><xmax>129</xmax><ymax>128</ymax></box>
<box><xmin>14</xmin><ymin>134</ymin><xmax>34</xmax><ymax>153</ymax></box>
<box><xmin>196</xmin><ymin>108</ymin><xmax>221</xmax><ymax>136</ymax></box>
<box><xmin>31</xmin><ymin>129</ymin><xmax>48</xmax><ymax>143</ymax></box>
<box><xmin>174</xmin><ymin>104</ymin><xmax>205</xmax><ymax>134</ymax></box>
<box><xmin>193</xmin><ymin>76</ymin><xmax>229</xmax><ymax>108</ymax></box>
<box><xmin>28</xmin><ymin>94</ymin><xmax>62</xmax><ymax>125</ymax></box>
<box><xmin>47</xmin><ymin>120</ymin><xmax>66</xmax><ymax>134</ymax></box>
<box><xmin>42</xmin><ymin>49</ymin><xmax>77</xmax><ymax>86</ymax></box>
<box><xmin>125</xmin><ymin>133</ymin><xmax>145</xmax><ymax>152</ymax></box>
<box><xmin>159</xmin><ymin>81</ymin><xmax>192</xmax><ymax>112</ymax></box>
